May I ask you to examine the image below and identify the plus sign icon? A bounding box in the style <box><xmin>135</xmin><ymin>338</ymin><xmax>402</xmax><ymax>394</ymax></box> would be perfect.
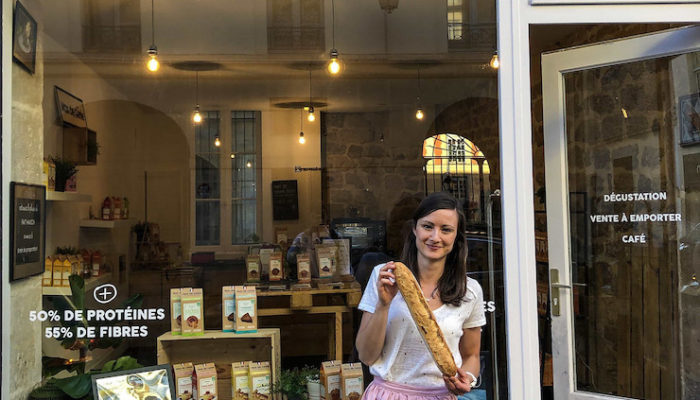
<box><xmin>93</xmin><ymin>284</ymin><xmax>118</xmax><ymax>304</ymax></box>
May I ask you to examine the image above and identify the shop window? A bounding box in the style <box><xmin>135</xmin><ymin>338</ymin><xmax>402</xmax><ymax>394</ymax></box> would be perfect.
<box><xmin>195</xmin><ymin>111</ymin><xmax>222</xmax><ymax>246</ymax></box>
<box><xmin>230</xmin><ymin>111</ymin><xmax>261</xmax><ymax>244</ymax></box>
<box><xmin>82</xmin><ymin>0</ymin><xmax>141</xmax><ymax>53</ymax></box>
<box><xmin>267</xmin><ymin>0</ymin><xmax>324</xmax><ymax>52</ymax></box>
<box><xmin>423</xmin><ymin>134</ymin><xmax>491</xmax><ymax>223</ymax></box>
<box><xmin>447</xmin><ymin>0</ymin><xmax>496</xmax><ymax>52</ymax></box>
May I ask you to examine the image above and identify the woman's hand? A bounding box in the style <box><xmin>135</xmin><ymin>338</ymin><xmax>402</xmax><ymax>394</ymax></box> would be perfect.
<box><xmin>377</xmin><ymin>262</ymin><xmax>399</xmax><ymax>307</ymax></box>
<box><xmin>443</xmin><ymin>368</ymin><xmax>473</xmax><ymax>395</ymax></box>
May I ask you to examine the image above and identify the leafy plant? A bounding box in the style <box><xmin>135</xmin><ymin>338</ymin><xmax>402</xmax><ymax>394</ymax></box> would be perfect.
<box><xmin>47</xmin><ymin>356</ymin><xmax>143</xmax><ymax>400</ymax></box>
<box><xmin>273</xmin><ymin>366</ymin><xmax>319</xmax><ymax>400</ymax></box>
<box><xmin>50</xmin><ymin>156</ymin><xmax>78</xmax><ymax>191</ymax></box>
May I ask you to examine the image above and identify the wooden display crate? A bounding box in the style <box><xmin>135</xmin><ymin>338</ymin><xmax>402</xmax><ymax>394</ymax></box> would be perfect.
<box><xmin>157</xmin><ymin>329</ymin><xmax>281</xmax><ymax>400</ymax></box>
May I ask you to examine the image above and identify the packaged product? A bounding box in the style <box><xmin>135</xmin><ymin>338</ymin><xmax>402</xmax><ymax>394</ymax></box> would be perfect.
<box><xmin>80</xmin><ymin>249</ymin><xmax>92</xmax><ymax>278</ymax></box>
<box><xmin>222</xmin><ymin>286</ymin><xmax>235</xmax><ymax>332</ymax></box>
<box><xmin>315</xmin><ymin>246</ymin><xmax>336</xmax><ymax>279</ymax></box>
<box><xmin>340</xmin><ymin>363</ymin><xmax>364</xmax><ymax>400</ymax></box>
<box><xmin>170</xmin><ymin>288</ymin><xmax>183</xmax><ymax>335</ymax></box>
<box><xmin>61</xmin><ymin>256</ymin><xmax>72</xmax><ymax>286</ymax></box>
<box><xmin>43</xmin><ymin>256</ymin><xmax>53</xmax><ymax>286</ymax></box>
<box><xmin>296</xmin><ymin>253</ymin><xmax>311</xmax><ymax>283</ymax></box>
<box><xmin>173</xmin><ymin>362</ymin><xmax>194</xmax><ymax>400</ymax></box>
<box><xmin>91</xmin><ymin>250</ymin><xmax>102</xmax><ymax>277</ymax></box>
<box><xmin>268</xmin><ymin>252</ymin><xmax>283</xmax><ymax>281</ymax></box>
<box><xmin>231</xmin><ymin>361</ymin><xmax>250</xmax><ymax>400</ymax></box>
<box><xmin>52</xmin><ymin>257</ymin><xmax>64</xmax><ymax>287</ymax></box>
<box><xmin>320</xmin><ymin>360</ymin><xmax>342</xmax><ymax>400</ymax></box>
<box><xmin>234</xmin><ymin>286</ymin><xmax>257</xmax><ymax>333</ymax></box>
<box><xmin>181</xmin><ymin>288</ymin><xmax>204</xmax><ymax>336</ymax></box>
<box><xmin>248</xmin><ymin>361</ymin><xmax>271</xmax><ymax>400</ymax></box>
<box><xmin>68</xmin><ymin>255</ymin><xmax>81</xmax><ymax>276</ymax></box>
<box><xmin>258</xmin><ymin>248</ymin><xmax>274</xmax><ymax>278</ymax></box>
<box><xmin>275</xmin><ymin>227</ymin><xmax>288</xmax><ymax>245</ymax></box>
<box><xmin>194</xmin><ymin>363</ymin><xmax>218</xmax><ymax>400</ymax></box>
<box><xmin>246</xmin><ymin>255</ymin><xmax>260</xmax><ymax>283</ymax></box>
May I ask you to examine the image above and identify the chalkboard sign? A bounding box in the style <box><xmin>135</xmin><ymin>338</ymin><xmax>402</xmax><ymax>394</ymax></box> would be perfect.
<box><xmin>272</xmin><ymin>180</ymin><xmax>299</xmax><ymax>220</ymax></box>
<box><xmin>10</xmin><ymin>182</ymin><xmax>46</xmax><ymax>281</ymax></box>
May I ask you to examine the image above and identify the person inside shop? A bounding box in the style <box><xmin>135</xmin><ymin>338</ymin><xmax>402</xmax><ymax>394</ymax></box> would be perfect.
<box><xmin>355</xmin><ymin>191</ymin><xmax>486</xmax><ymax>399</ymax></box>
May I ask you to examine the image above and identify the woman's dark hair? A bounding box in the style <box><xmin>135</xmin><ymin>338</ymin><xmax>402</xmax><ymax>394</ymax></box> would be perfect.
<box><xmin>400</xmin><ymin>191</ymin><xmax>468</xmax><ymax>306</ymax></box>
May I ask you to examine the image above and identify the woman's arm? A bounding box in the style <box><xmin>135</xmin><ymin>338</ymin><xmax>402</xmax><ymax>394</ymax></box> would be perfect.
<box><xmin>444</xmin><ymin>327</ymin><xmax>482</xmax><ymax>394</ymax></box>
<box><xmin>355</xmin><ymin>262</ymin><xmax>398</xmax><ymax>365</ymax></box>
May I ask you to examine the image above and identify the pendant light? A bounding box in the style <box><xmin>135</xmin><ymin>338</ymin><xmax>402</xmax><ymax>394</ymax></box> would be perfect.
<box><xmin>489</xmin><ymin>51</ymin><xmax>500</xmax><ymax>69</ymax></box>
<box><xmin>192</xmin><ymin>71</ymin><xmax>202</xmax><ymax>124</ymax></box>
<box><xmin>214</xmin><ymin>136</ymin><xmax>221</xmax><ymax>147</ymax></box>
<box><xmin>327</xmin><ymin>0</ymin><xmax>343</xmax><ymax>75</ymax></box>
<box><xmin>146</xmin><ymin>0</ymin><xmax>159</xmax><ymax>72</ymax></box>
<box><xmin>307</xmin><ymin>70</ymin><xmax>315</xmax><ymax>122</ymax></box>
<box><xmin>299</xmin><ymin>109</ymin><xmax>306</xmax><ymax>144</ymax></box>
<box><xmin>415</xmin><ymin>65</ymin><xmax>424</xmax><ymax>120</ymax></box>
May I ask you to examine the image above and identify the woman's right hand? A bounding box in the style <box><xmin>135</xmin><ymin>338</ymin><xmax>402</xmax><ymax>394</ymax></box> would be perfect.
<box><xmin>377</xmin><ymin>262</ymin><xmax>399</xmax><ymax>307</ymax></box>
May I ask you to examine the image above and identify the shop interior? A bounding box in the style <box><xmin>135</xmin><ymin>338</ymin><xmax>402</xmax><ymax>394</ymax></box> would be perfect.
<box><xmin>9</xmin><ymin>0</ymin><xmax>698</xmax><ymax>399</ymax></box>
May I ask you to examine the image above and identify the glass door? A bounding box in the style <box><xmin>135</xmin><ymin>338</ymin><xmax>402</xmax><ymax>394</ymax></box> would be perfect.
<box><xmin>542</xmin><ymin>26</ymin><xmax>700</xmax><ymax>400</ymax></box>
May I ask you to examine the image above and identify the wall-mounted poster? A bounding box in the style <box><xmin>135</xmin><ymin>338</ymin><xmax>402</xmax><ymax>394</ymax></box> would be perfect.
<box><xmin>55</xmin><ymin>86</ymin><xmax>88</xmax><ymax>128</ymax></box>
<box><xmin>12</xmin><ymin>1</ymin><xmax>37</xmax><ymax>74</ymax></box>
<box><xmin>680</xmin><ymin>92</ymin><xmax>700</xmax><ymax>146</ymax></box>
<box><xmin>92</xmin><ymin>365</ymin><xmax>175</xmax><ymax>400</ymax></box>
<box><xmin>272</xmin><ymin>180</ymin><xmax>299</xmax><ymax>220</ymax></box>
<box><xmin>10</xmin><ymin>182</ymin><xmax>46</xmax><ymax>281</ymax></box>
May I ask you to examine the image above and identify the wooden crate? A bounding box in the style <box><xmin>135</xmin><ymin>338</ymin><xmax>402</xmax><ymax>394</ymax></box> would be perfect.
<box><xmin>157</xmin><ymin>329</ymin><xmax>281</xmax><ymax>400</ymax></box>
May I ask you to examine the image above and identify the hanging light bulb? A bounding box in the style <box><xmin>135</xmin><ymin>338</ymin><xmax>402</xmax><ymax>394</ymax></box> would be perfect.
<box><xmin>230</xmin><ymin>153</ymin><xmax>235</xmax><ymax>159</ymax></box>
<box><xmin>192</xmin><ymin>106</ymin><xmax>202</xmax><ymax>124</ymax></box>
<box><xmin>246</xmin><ymin>161</ymin><xmax>252</xmax><ymax>168</ymax></box>
<box><xmin>214</xmin><ymin>136</ymin><xmax>221</xmax><ymax>147</ymax></box>
<box><xmin>328</xmin><ymin>49</ymin><xmax>342</xmax><ymax>75</ymax></box>
<box><xmin>299</xmin><ymin>131</ymin><xmax>306</xmax><ymax>144</ymax></box>
<box><xmin>146</xmin><ymin>0</ymin><xmax>159</xmax><ymax>72</ymax></box>
<box><xmin>415</xmin><ymin>107</ymin><xmax>424</xmax><ymax>120</ymax></box>
<box><xmin>489</xmin><ymin>52</ymin><xmax>500</xmax><ymax>69</ymax></box>
<box><xmin>307</xmin><ymin>106</ymin><xmax>315</xmax><ymax>122</ymax></box>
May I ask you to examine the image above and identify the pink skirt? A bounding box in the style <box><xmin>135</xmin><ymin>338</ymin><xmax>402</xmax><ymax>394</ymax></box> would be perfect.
<box><xmin>361</xmin><ymin>377</ymin><xmax>456</xmax><ymax>400</ymax></box>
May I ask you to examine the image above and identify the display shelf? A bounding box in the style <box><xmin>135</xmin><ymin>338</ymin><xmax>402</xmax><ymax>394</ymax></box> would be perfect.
<box><xmin>46</xmin><ymin>191</ymin><xmax>92</xmax><ymax>202</ymax></box>
<box><xmin>42</xmin><ymin>273</ymin><xmax>113</xmax><ymax>296</ymax></box>
<box><xmin>157</xmin><ymin>329</ymin><xmax>281</xmax><ymax>400</ymax></box>
<box><xmin>79</xmin><ymin>219</ymin><xmax>131</xmax><ymax>229</ymax></box>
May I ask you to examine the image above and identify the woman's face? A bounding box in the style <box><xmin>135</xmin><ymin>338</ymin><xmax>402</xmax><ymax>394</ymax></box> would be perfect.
<box><xmin>413</xmin><ymin>208</ymin><xmax>459</xmax><ymax>263</ymax></box>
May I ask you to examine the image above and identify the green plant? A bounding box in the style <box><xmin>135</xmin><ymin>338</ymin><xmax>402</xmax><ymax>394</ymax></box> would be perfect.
<box><xmin>272</xmin><ymin>366</ymin><xmax>318</xmax><ymax>400</ymax></box>
<box><xmin>50</xmin><ymin>156</ymin><xmax>78</xmax><ymax>191</ymax></box>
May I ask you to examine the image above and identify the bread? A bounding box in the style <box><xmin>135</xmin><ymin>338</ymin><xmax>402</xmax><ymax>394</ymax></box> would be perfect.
<box><xmin>393</xmin><ymin>262</ymin><xmax>458</xmax><ymax>376</ymax></box>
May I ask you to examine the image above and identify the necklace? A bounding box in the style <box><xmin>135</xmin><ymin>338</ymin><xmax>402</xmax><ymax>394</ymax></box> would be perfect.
<box><xmin>423</xmin><ymin>287</ymin><xmax>439</xmax><ymax>302</ymax></box>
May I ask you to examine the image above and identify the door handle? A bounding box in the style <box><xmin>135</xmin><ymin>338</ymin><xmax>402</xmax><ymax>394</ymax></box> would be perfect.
<box><xmin>550</xmin><ymin>269</ymin><xmax>568</xmax><ymax>317</ymax></box>
<box><xmin>551</xmin><ymin>283</ymin><xmax>571</xmax><ymax>289</ymax></box>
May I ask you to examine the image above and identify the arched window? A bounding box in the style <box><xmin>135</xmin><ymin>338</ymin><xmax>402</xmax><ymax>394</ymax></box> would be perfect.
<box><xmin>423</xmin><ymin>133</ymin><xmax>490</xmax><ymax>223</ymax></box>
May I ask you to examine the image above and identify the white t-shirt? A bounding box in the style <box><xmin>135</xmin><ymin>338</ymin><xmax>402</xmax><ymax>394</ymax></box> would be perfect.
<box><xmin>358</xmin><ymin>264</ymin><xmax>486</xmax><ymax>387</ymax></box>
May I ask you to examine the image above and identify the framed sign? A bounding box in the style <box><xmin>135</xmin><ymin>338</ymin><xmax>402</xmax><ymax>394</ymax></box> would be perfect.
<box><xmin>272</xmin><ymin>180</ymin><xmax>299</xmax><ymax>220</ymax></box>
<box><xmin>92</xmin><ymin>364</ymin><xmax>175</xmax><ymax>400</ymax></box>
<box><xmin>10</xmin><ymin>182</ymin><xmax>46</xmax><ymax>281</ymax></box>
<box><xmin>12</xmin><ymin>1</ymin><xmax>37</xmax><ymax>74</ymax></box>
<box><xmin>55</xmin><ymin>86</ymin><xmax>87</xmax><ymax>128</ymax></box>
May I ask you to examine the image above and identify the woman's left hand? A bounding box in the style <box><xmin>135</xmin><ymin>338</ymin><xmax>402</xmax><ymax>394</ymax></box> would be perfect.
<box><xmin>443</xmin><ymin>368</ymin><xmax>473</xmax><ymax>395</ymax></box>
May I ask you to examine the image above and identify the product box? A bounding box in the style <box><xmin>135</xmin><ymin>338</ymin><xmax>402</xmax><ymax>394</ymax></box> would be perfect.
<box><xmin>52</xmin><ymin>257</ymin><xmax>64</xmax><ymax>287</ymax></box>
<box><xmin>222</xmin><ymin>286</ymin><xmax>235</xmax><ymax>332</ymax></box>
<box><xmin>171</xmin><ymin>288</ymin><xmax>183</xmax><ymax>335</ymax></box>
<box><xmin>248</xmin><ymin>362</ymin><xmax>271</xmax><ymax>400</ymax></box>
<box><xmin>234</xmin><ymin>286</ymin><xmax>257</xmax><ymax>333</ymax></box>
<box><xmin>296</xmin><ymin>253</ymin><xmax>311</xmax><ymax>283</ymax></box>
<box><xmin>231</xmin><ymin>361</ymin><xmax>250</xmax><ymax>400</ymax></box>
<box><xmin>269</xmin><ymin>252</ymin><xmax>283</xmax><ymax>281</ymax></box>
<box><xmin>181</xmin><ymin>288</ymin><xmax>204</xmax><ymax>336</ymax></box>
<box><xmin>194</xmin><ymin>363</ymin><xmax>217</xmax><ymax>400</ymax></box>
<box><xmin>173</xmin><ymin>362</ymin><xmax>194</xmax><ymax>400</ymax></box>
<box><xmin>43</xmin><ymin>256</ymin><xmax>53</xmax><ymax>286</ymax></box>
<box><xmin>341</xmin><ymin>363</ymin><xmax>364</xmax><ymax>400</ymax></box>
<box><xmin>320</xmin><ymin>360</ymin><xmax>342</xmax><ymax>400</ymax></box>
<box><xmin>315</xmin><ymin>246</ymin><xmax>336</xmax><ymax>279</ymax></box>
<box><xmin>246</xmin><ymin>255</ymin><xmax>261</xmax><ymax>283</ymax></box>
<box><xmin>61</xmin><ymin>256</ymin><xmax>72</xmax><ymax>286</ymax></box>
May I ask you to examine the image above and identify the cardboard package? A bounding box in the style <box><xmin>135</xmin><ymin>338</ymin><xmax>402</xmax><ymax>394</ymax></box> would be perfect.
<box><xmin>194</xmin><ymin>363</ymin><xmax>217</xmax><ymax>400</ymax></box>
<box><xmin>234</xmin><ymin>286</ymin><xmax>257</xmax><ymax>333</ymax></box>
<box><xmin>181</xmin><ymin>288</ymin><xmax>204</xmax><ymax>336</ymax></box>
<box><xmin>173</xmin><ymin>362</ymin><xmax>194</xmax><ymax>400</ymax></box>
<box><xmin>246</xmin><ymin>255</ymin><xmax>261</xmax><ymax>283</ymax></box>
<box><xmin>341</xmin><ymin>363</ymin><xmax>364</xmax><ymax>400</ymax></box>
<box><xmin>296</xmin><ymin>253</ymin><xmax>311</xmax><ymax>283</ymax></box>
<box><xmin>249</xmin><ymin>362</ymin><xmax>271</xmax><ymax>400</ymax></box>
<box><xmin>232</xmin><ymin>361</ymin><xmax>250</xmax><ymax>400</ymax></box>
<box><xmin>170</xmin><ymin>288</ymin><xmax>183</xmax><ymax>335</ymax></box>
<box><xmin>320</xmin><ymin>360</ymin><xmax>342</xmax><ymax>400</ymax></box>
<box><xmin>222</xmin><ymin>286</ymin><xmax>236</xmax><ymax>332</ymax></box>
<box><xmin>43</xmin><ymin>256</ymin><xmax>53</xmax><ymax>286</ymax></box>
<box><xmin>269</xmin><ymin>252</ymin><xmax>283</xmax><ymax>281</ymax></box>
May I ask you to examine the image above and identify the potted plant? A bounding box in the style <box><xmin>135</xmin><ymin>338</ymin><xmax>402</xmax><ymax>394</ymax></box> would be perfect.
<box><xmin>273</xmin><ymin>366</ymin><xmax>318</xmax><ymax>400</ymax></box>
<box><xmin>305</xmin><ymin>367</ymin><xmax>321</xmax><ymax>400</ymax></box>
<box><xmin>50</xmin><ymin>156</ymin><xmax>77</xmax><ymax>192</ymax></box>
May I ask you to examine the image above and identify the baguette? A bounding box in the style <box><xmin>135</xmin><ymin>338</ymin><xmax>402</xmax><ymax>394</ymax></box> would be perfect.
<box><xmin>393</xmin><ymin>262</ymin><xmax>458</xmax><ymax>376</ymax></box>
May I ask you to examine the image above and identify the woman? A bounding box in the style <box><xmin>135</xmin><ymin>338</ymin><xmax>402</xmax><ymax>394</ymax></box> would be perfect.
<box><xmin>356</xmin><ymin>192</ymin><xmax>485</xmax><ymax>399</ymax></box>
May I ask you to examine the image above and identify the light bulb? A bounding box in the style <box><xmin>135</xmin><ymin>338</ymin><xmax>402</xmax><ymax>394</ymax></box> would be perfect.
<box><xmin>192</xmin><ymin>107</ymin><xmax>202</xmax><ymax>124</ymax></box>
<box><xmin>246</xmin><ymin>161</ymin><xmax>252</xmax><ymax>168</ymax></box>
<box><xmin>214</xmin><ymin>136</ymin><xmax>221</xmax><ymax>147</ymax></box>
<box><xmin>299</xmin><ymin>131</ymin><xmax>306</xmax><ymax>144</ymax></box>
<box><xmin>146</xmin><ymin>46</ymin><xmax>159</xmax><ymax>72</ymax></box>
<box><xmin>307</xmin><ymin>109</ymin><xmax>315</xmax><ymax>122</ymax></box>
<box><xmin>328</xmin><ymin>49</ymin><xmax>341</xmax><ymax>75</ymax></box>
<box><xmin>489</xmin><ymin>53</ymin><xmax>500</xmax><ymax>69</ymax></box>
<box><xmin>230</xmin><ymin>153</ymin><xmax>235</xmax><ymax>159</ymax></box>
<box><xmin>415</xmin><ymin>108</ymin><xmax>424</xmax><ymax>120</ymax></box>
